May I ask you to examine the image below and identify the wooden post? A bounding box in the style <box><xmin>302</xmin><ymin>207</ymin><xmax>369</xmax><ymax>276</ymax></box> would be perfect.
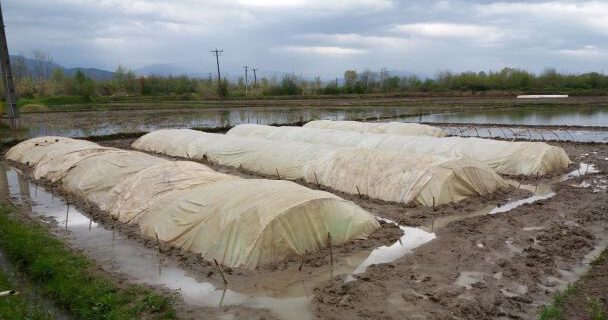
<box><xmin>275</xmin><ymin>168</ymin><xmax>281</xmax><ymax>180</ymax></box>
<box><xmin>65</xmin><ymin>202</ymin><xmax>69</xmax><ymax>230</ymax></box>
<box><xmin>356</xmin><ymin>186</ymin><xmax>362</xmax><ymax>197</ymax></box>
<box><xmin>327</xmin><ymin>232</ymin><xmax>333</xmax><ymax>269</ymax></box>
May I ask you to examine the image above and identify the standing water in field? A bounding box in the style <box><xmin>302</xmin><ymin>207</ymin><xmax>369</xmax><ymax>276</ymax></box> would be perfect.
<box><xmin>398</xmin><ymin>106</ymin><xmax>608</xmax><ymax>127</ymax></box>
<box><xmin>0</xmin><ymin>163</ymin><xmax>436</xmax><ymax>320</ymax></box>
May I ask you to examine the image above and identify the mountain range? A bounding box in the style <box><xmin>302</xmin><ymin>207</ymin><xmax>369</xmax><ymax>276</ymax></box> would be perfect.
<box><xmin>9</xmin><ymin>55</ymin><xmax>426</xmax><ymax>82</ymax></box>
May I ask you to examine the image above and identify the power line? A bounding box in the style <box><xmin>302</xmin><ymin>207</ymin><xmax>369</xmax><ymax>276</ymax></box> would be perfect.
<box><xmin>0</xmin><ymin>2</ymin><xmax>19</xmax><ymax>127</ymax></box>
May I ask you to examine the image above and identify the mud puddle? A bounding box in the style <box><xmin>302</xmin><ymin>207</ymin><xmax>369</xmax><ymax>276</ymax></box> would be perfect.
<box><xmin>347</xmin><ymin>218</ymin><xmax>436</xmax><ymax>279</ymax></box>
<box><xmin>0</xmin><ymin>163</ymin><xmax>438</xmax><ymax>320</ymax></box>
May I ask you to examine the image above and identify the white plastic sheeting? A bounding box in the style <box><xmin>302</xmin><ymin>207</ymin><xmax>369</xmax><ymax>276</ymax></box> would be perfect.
<box><xmin>138</xmin><ymin>179</ymin><xmax>379</xmax><ymax>269</ymax></box>
<box><xmin>133</xmin><ymin>129</ymin><xmax>508</xmax><ymax>205</ymax></box>
<box><xmin>133</xmin><ymin>129</ymin><xmax>336</xmax><ymax>180</ymax></box>
<box><xmin>304</xmin><ymin>148</ymin><xmax>508</xmax><ymax>205</ymax></box>
<box><xmin>304</xmin><ymin>120</ymin><xmax>446</xmax><ymax>137</ymax></box>
<box><xmin>228</xmin><ymin>124</ymin><xmax>571</xmax><ymax>175</ymax></box>
<box><xmin>61</xmin><ymin>151</ymin><xmax>166</xmax><ymax>210</ymax></box>
<box><xmin>7</xmin><ymin>136</ymin><xmax>379</xmax><ymax>269</ymax></box>
<box><xmin>34</xmin><ymin>147</ymin><xmax>121</xmax><ymax>182</ymax></box>
<box><xmin>106</xmin><ymin>161</ymin><xmax>239</xmax><ymax>224</ymax></box>
<box><xmin>6</xmin><ymin>136</ymin><xmax>99</xmax><ymax>166</ymax></box>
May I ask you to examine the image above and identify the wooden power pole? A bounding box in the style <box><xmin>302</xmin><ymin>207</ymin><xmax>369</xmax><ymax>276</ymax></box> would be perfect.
<box><xmin>0</xmin><ymin>2</ymin><xmax>18</xmax><ymax>127</ymax></box>
<box><xmin>252</xmin><ymin>68</ymin><xmax>258</xmax><ymax>87</ymax></box>
<box><xmin>243</xmin><ymin>65</ymin><xmax>249</xmax><ymax>95</ymax></box>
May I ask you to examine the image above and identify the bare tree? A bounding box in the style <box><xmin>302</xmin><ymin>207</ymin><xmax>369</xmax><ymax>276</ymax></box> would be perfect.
<box><xmin>31</xmin><ymin>50</ymin><xmax>54</xmax><ymax>80</ymax></box>
<box><xmin>359</xmin><ymin>69</ymin><xmax>373</xmax><ymax>92</ymax></box>
<box><xmin>11</xmin><ymin>54</ymin><xmax>28</xmax><ymax>81</ymax></box>
<box><xmin>379</xmin><ymin>68</ymin><xmax>390</xmax><ymax>91</ymax></box>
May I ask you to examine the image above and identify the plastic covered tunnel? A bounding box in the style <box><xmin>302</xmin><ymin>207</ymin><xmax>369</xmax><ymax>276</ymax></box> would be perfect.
<box><xmin>6</xmin><ymin>137</ymin><xmax>380</xmax><ymax>269</ymax></box>
<box><xmin>304</xmin><ymin>120</ymin><xmax>447</xmax><ymax>137</ymax></box>
<box><xmin>133</xmin><ymin>129</ymin><xmax>508</xmax><ymax>205</ymax></box>
<box><xmin>228</xmin><ymin>124</ymin><xmax>571</xmax><ymax>176</ymax></box>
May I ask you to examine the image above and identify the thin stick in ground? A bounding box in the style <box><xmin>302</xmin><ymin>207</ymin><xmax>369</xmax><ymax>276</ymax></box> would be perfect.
<box><xmin>327</xmin><ymin>232</ymin><xmax>333</xmax><ymax>269</ymax></box>
<box><xmin>214</xmin><ymin>259</ymin><xmax>228</xmax><ymax>285</ymax></box>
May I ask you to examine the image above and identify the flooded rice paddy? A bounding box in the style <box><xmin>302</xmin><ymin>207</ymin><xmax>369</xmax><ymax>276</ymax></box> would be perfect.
<box><xmin>399</xmin><ymin>106</ymin><xmax>608</xmax><ymax>127</ymax></box>
<box><xmin>2</xmin><ymin>105</ymin><xmax>607</xmax><ymax>143</ymax></box>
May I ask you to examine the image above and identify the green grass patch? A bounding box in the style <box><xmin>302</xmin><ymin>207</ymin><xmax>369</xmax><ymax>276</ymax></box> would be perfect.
<box><xmin>0</xmin><ymin>204</ymin><xmax>176</xmax><ymax>320</ymax></box>
<box><xmin>539</xmin><ymin>284</ymin><xmax>577</xmax><ymax>320</ymax></box>
<box><xmin>0</xmin><ymin>268</ymin><xmax>55</xmax><ymax>320</ymax></box>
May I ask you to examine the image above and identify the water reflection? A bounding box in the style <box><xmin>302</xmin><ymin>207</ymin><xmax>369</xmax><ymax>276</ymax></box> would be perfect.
<box><xmin>399</xmin><ymin>106</ymin><xmax>608</xmax><ymax>127</ymax></box>
<box><xmin>3</xmin><ymin>106</ymin><xmax>429</xmax><ymax>141</ymax></box>
<box><xmin>0</xmin><ymin>164</ymin><xmax>434</xmax><ymax>320</ymax></box>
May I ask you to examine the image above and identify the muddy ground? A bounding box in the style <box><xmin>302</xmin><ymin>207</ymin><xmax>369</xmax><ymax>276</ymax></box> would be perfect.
<box><xmin>93</xmin><ymin>138</ymin><xmax>608</xmax><ymax>319</ymax></box>
<box><xmin>2</xmin><ymin>136</ymin><xmax>606</xmax><ymax>320</ymax></box>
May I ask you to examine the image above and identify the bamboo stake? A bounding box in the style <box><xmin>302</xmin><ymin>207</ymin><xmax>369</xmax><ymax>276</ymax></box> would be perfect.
<box><xmin>65</xmin><ymin>202</ymin><xmax>70</xmax><ymax>230</ymax></box>
<box><xmin>327</xmin><ymin>232</ymin><xmax>333</xmax><ymax>270</ymax></box>
<box><xmin>155</xmin><ymin>233</ymin><xmax>162</xmax><ymax>254</ymax></box>
<box><xmin>214</xmin><ymin>259</ymin><xmax>228</xmax><ymax>285</ymax></box>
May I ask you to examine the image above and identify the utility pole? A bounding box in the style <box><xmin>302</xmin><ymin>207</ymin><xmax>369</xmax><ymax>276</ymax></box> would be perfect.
<box><xmin>0</xmin><ymin>2</ymin><xmax>18</xmax><ymax>128</ymax></box>
<box><xmin>252</xmin><ymin>68</ymin><xmax>258</xmax><ymax>87</ymax></box>
<box><xmin>243</xmin><ymin>65</ymin><xmax>249</xmax><ymax>95</ymax></box>
<box><xmin>208</xmin><ymin>72</ymin><xmax>212</xmax><ymax>82</ymax></box>
<box><xmin>211</xmin><ymin>48</ymin><xmax>223</xmax><ymax>84</ymax></box>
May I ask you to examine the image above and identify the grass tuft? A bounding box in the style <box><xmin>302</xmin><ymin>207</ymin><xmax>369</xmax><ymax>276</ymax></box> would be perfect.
<box><xmin>0</xmin><ymin>204</ymin><xmax>176</xmax><ymax>319</ymax></box>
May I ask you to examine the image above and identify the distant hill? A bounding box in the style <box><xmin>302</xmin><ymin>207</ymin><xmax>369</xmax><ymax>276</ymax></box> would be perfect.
<box><xmin>134</xmin><ymin>63</ymin><xmax>194</xmax><ymax>77</ymax></box>
<box><xmin>64</xmin><ymin>67</ymin><xmax>114</xmax><ymax>80</ymax></box>
<box><xmin>9</xmin><ymin>55</ymin><xmax>114</xmax><ymax>80</ymax></box>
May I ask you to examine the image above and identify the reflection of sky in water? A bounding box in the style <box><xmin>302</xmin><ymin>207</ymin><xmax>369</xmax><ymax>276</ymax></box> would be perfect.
<box><xmin>0</xmin><ymin>164</ymin><xmax>434</xmax><ymax>320</ymax></box>
<box><xmin>4</xmin><ymin>106</ymin><xmax>607</xmax><ymax>142</ymax></box>
<box><xmin>9</xmin><ymin>106</ymin><xmax>419</xmax><ymax>140</ymax></box>
<box><xmin>399</xmin><ymin>107</ymin><xmax>608</xmax><ymax>127</ymax></box>
<box><xmin>443</xmin><ymin>126</ymin><xmax>608</xmax><ymax>143</ymax></box>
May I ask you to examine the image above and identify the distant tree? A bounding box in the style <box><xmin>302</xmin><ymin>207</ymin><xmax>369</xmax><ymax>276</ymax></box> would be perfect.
<box><xmin>73</xmin><ymin>69</ymin><xmax>96</xmax><ymax>99</ymax></box>
<box><xmin>31</xmin><ymin>50</ymin><xmax>54</xmax><ymax>80</ymax></box>
<box><xmin>344</xmin><ymin>70</ymin><xmax>357</xmax><ymax>87</ymax></box>
<box><xmin>12</xmin><ymin>55</ymin><xmax>29</xmax><ymax>81</ymax></box>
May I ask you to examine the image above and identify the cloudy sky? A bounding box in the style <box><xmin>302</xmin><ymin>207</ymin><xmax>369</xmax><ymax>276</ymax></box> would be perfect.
<box><xmin>3</xmin><ymin>0</ymin><xmax>608</xmax><ymax>78</ymax></box>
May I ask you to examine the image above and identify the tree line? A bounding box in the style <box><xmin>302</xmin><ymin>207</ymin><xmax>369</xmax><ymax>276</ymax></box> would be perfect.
<box><xmin>5</xmin><ymin>52</ymin><xmax>608</xmax><ymax>102</ymax></box>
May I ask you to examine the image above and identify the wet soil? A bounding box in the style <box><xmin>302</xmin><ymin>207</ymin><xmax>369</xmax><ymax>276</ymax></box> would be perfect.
<box><xmin>4</xmin><ymin>160</ymin><xmax>402</xmax><ymax>320</ymax></box>
<box><xmin>3</xmin><ymin>137</ymin><xmax>607</xmax><ymax>320</ymax></box>
<box><xmin>560</xmin><ymin>248</ymin><xmax>608</xmax><ymax>319</ymax></box>
<box><xmin>96</xmin><ymin>138</ymin><xmax>608</xmax><ymax>319</ymax></box>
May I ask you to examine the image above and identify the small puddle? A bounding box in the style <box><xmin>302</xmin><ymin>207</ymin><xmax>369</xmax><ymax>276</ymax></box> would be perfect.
<box><xmin>455</xmin><ymin>271</ymin><xmax>485</xmax><ymax>290</ymax></box>
<box><xmin>0</xmin><ymin>163</ymin><xmax>436</xmax><ymax>320</ymax></box>
<box><xmin>347</xmin><ymin>218</ymin><xmax>436</xmax><ymax>280</ymax></box>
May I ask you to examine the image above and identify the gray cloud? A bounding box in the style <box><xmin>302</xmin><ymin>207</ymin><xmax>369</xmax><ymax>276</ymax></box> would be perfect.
<box><xmin>3</xmin><ymin>0</ymin><xmax>607</xmax><ymax>78</ymax></box>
